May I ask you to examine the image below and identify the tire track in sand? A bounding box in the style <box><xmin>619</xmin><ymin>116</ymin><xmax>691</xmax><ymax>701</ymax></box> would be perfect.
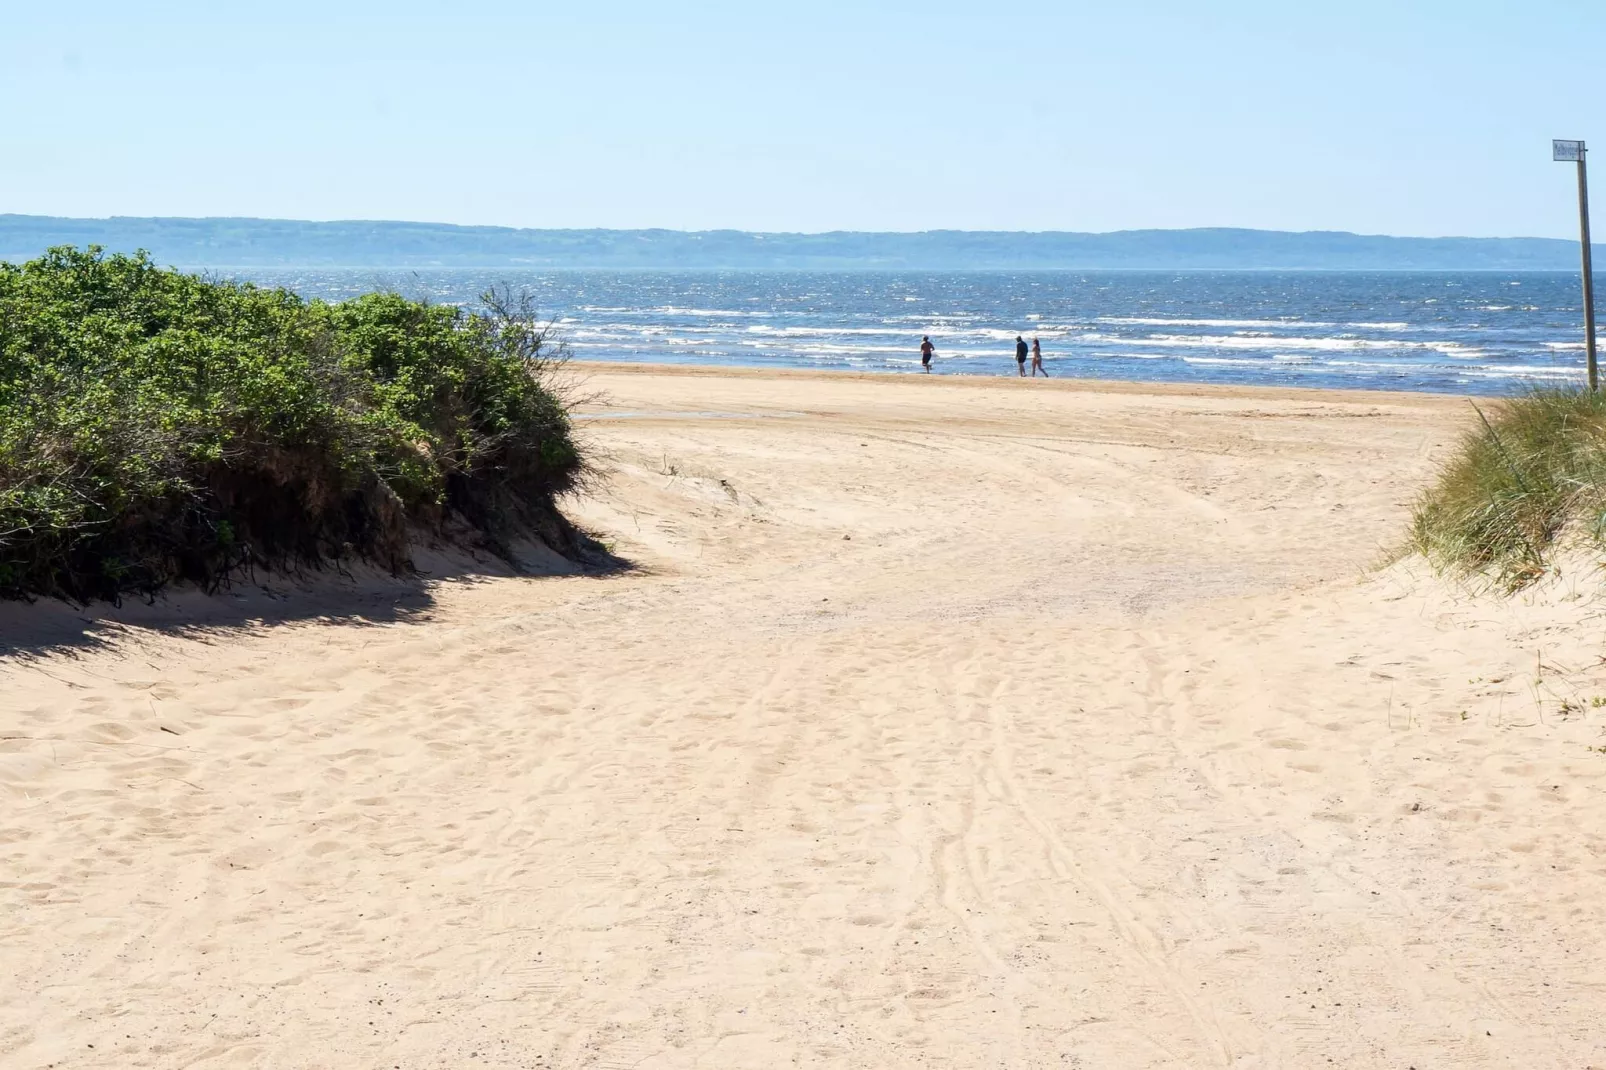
<box><xmin>961</xmin><ymin>646</ymin><xmax>1248</xmax><ymax>1068</ymax></box>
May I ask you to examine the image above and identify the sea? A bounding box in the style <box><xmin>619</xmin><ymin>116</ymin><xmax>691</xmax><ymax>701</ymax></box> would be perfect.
<box><xmin>226</xmin><ymin>269</ymin><xmax>1595</xmax><ymax>396</ymax></box>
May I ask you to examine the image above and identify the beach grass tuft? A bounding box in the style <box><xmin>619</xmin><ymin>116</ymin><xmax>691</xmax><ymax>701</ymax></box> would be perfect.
<box><xmin>1410</xmin><ymin>386</ymin><xmax>1606</xmax><ymax>589</ymax></box>
<box><xmin>0</xmin><ymin>246</ymin><xmax>587</xmax><ymax>602</ymax></box>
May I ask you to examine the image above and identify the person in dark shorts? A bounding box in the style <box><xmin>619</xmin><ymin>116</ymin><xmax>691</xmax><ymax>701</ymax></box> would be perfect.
<box><xmin>1031</xmin><ymin>337</ymin><xmax>1048</xmax><ymax>377</ymax></box>
<box><xmin>1015</xmin><ymin>335</ymin><xmax>1028</xmax><ymax>376</ymax></box>
<box><xmin>920</xmin><ymin>335</ymin><xmax>934</xmax><ymax>373</ymax></box>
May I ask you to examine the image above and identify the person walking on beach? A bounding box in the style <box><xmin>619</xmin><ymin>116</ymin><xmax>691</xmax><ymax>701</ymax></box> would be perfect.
<box><xmin>1031</xmin><ymin>336</ymin><xmax>1048</xmax><ymax>377</ymax></box>
<box><xmin>1015</xmin><ymin>335</ymin><xmax>1029</xmax><ymax>377</ymax></box>
<box><xmin>920</xmin><ymin>335</ymin><xmax>935</xmax><ymax>373</ymax></box>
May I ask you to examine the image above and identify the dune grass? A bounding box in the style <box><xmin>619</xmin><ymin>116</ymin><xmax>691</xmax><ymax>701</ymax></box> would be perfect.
<box><xmin>1410</xmin><ymin>386</ymin><xmax>1606</xmax><ymax>589</ymax></box>
<box><xmin>0</xmin><ymin>247</ymin><xmax>586</xmax><ymax>602</ymax></box>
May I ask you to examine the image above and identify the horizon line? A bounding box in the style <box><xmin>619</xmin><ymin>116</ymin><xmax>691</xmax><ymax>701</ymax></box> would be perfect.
<box><xmin>0</xmin><ymin>214</ymin><xmax>1580</xmax><ymax>245</ymax></box>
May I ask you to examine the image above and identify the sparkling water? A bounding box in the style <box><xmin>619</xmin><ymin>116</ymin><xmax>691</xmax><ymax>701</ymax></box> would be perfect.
<box><xmin>226</xmin><ymin>268</ymin><xmax>1595</xmax><ymax>395</ymax></box>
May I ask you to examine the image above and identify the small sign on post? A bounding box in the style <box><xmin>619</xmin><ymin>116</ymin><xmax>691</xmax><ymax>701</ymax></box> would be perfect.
<box><xmin>1554</xmin><ymin>139</ymin><xmax>1598</xmax><ymax>390</ymax></box>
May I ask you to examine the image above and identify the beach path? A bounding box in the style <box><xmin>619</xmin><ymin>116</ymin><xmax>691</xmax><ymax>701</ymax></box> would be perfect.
<box><xmin>4</xmin><ymin>366</ymin><xmax>1604</xmax><ymax>1068</ymax></box>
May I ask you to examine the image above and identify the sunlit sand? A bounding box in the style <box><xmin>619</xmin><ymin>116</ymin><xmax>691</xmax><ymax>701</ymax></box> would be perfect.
<box><xmin>5</xmin><ymin>365</ymin><xmax>1603</xmax><ymax>1068</ymax></box>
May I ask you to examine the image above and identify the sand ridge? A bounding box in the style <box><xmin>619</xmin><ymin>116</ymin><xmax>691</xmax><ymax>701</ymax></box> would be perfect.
<box><xmin>3</xmin><ymin>366</ymin><xmax>1603</xmax><ymax>1068</ymax></box>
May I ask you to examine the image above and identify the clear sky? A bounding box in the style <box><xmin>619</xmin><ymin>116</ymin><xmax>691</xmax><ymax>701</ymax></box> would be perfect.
<box><xmin>2</xmin><ymin>1</ymin><xmax>1601</xmax><ymax>237</ymax></box>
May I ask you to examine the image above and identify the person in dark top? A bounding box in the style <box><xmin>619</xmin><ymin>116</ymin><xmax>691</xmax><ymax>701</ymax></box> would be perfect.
<box><xmin>1015</xmin><ymin>336</ymin><xmax>1029</xmax><ymax>376</ymax></box>
<box><xmin>1031</xmin><ymin>337</ymin><xmax>1048</xmax><ymax>377</ymax></box>
<box><xmin>920</xmin><ymin>335</ymin><xmax>934</xmax><ymax>373</ymax></box>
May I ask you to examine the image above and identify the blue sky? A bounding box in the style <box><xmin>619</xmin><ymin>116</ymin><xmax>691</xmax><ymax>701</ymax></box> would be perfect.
<box><xmin>2</xmin><ymin>1</ymin><xmax>1601</xmax><ymax>237</ymax></box>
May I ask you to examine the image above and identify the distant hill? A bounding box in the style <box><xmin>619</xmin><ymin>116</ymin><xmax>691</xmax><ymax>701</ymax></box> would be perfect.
<box><xmin>0</xmin><ymin>215</ymin><xmax>1592</xmax><ymax>270</ymax></box>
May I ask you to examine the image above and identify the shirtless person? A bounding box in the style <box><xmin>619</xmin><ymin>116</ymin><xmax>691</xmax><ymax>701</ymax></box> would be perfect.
<box><xmin>920</xmin><ymin>335</ymin><xmax>935</xmax><ymax>373</ymax></box>
<box><xmin>1031</xmin><ymin>337</ymin><xmax>1049</xmax><ymax>377</ymax></box>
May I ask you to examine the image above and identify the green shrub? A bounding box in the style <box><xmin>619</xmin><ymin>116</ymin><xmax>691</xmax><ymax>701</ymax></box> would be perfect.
<box><xmin>0</xmin><ymin>247</ymin><xmax>584</xmax><ymax>602</ymax></box>
<box><xmin>1410</xmin><ymin>386</ymin><xmax>1606</xmax><ymax>589</ymax></box>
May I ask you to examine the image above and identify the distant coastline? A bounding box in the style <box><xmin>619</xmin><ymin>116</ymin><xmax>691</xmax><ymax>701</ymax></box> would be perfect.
<box><xmin>0</xmin><ymin>215</ymin><xmax>1596</xmax><ymax>271</ymax></box>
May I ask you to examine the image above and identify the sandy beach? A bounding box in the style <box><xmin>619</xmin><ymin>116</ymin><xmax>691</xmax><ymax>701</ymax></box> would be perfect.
<box><xmin>5</xmin><ymin>364</ymin><xmax>1605</xmax><ymax>1069</ymax></box>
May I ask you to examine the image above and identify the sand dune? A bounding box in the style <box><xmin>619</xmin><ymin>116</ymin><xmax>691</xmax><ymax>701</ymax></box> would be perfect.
<box><xmin>4</xmin><ymin>366</ymin><xmax>1605</xmax><ymax>1068</ymax></box>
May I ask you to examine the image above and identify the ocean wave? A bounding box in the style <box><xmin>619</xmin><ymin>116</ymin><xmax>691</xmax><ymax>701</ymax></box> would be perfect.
<box><xmin>790</xmin><ymin>344</ymin><xmax>915</xmax><ymax>356</ymax></box>
<box><xmin>1459</xmin><ymin>366</ymin><xmax>1584</xmax><ymax>380</ymax></box>
<box><xmin>1086</xmin><ymin>331</ymin><xmax>1477</xmax><ymax>355</ymax></box>
<box><xmin>744</xmin><ymin>325</ymin><xmax>902</xmax><ymax>337</ymax></box>
<box><xmin>1097</xmin><ymin>316</ymin><xmax>1330</xmax><ymax>329</ymax></box>
<box><xmin>644</xmin><ymin>306</ymin><xmax>771</xmax><ymax>318</ymax></box>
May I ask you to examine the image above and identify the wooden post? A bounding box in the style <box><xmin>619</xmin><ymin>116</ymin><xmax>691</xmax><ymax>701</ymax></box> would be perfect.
<box><xmin>1577</xmin><ymin>147</ymin><xmax>1598</xmax><ymax>391</ymax></box>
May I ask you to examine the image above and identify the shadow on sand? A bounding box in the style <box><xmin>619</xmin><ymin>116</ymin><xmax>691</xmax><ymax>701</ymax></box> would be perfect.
<box><xmin>0</xmin><ymin>536</ymin><xmax>633</xmax><ymax>663</ymax></box>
